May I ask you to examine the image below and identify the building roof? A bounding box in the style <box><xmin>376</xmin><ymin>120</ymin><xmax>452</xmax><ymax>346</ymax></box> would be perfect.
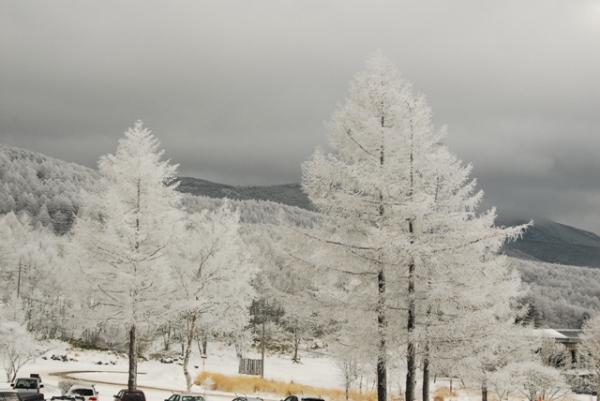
<box><xmin>534</xmin><ymin>328</ymin><xmax>583</xmax><ymax>343</ymax></box>
<box><xmin>556</xmin><ymin>329</ymin><xmax>584</xmax><ymax>341</ymax></box>
<box><xmin>534</xmin><ymin>328</ymin><xmax>568</xmax><ymax>339</ymax></box>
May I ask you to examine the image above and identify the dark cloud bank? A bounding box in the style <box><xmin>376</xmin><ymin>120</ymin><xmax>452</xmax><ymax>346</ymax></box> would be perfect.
<box><xmin>1</xmin><ymin>0</ymin><xmax>600</xmax><ymax>230</ymax></box>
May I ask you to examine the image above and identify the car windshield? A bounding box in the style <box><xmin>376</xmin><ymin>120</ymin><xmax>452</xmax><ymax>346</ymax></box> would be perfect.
<box><xmin>15</xmin><ymin>379</ymin><xmax>37</xmax><ymax>389</ymax></box>
<box><xmin>71</xmin><ymin>389</ymin><xmax>94</xmax><ymax>396</ymax></box>
<box><xmin>181</xmin><ymin>397</ymin><xmax>204</xmax><ymax>401</ymax></box>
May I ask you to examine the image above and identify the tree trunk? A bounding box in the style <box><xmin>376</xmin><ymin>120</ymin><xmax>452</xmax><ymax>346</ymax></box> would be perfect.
<box><xmin>377</xmin><ymin>269</ymin><xmax>387</xmax><ymax>401</ymax></box>
<box><xmin>162</xmin><ymin>324</ymin><xmax>172</xmax><ymax>351</ymax></box>
<box><xmin>292</xmin><ymin>327</ymin><xmax>300</xmax><ymax>363</ymax></box>
<box><xmin>481</xmin><ymin>382</ymin><xmax>487</xmax><ymax>401</ymax></box>
<box><xmin>405</xmin><ymin>110</ymin><xmax>417</xmax><ymax>401</ymax></box>
<box><xmin>183</xmin><ymin>314</ymin><xmax>197</xmax><ymax>391</ymax></box>
<box><xmin>261</xmin><ymin>305</ymin><xmax>266</xmax><ymax>378</ymax></box>
<box><xmin>16</xmin><ymin>259</ymin><xmax>22</xmax><ymax>299</ymax></box>
<box><xmin>345</xmin><ymin>365</ymin><xmax>351</xmax><ymax>401</ymax></box>
<box><xmin>376</xmin><ymin>112</ymin><xmax>387</xmax><ymax>401</ymax></box>
<box><xmin>422</xmin><ymin>307</ymin><xmax>431</xmax><ymax>401</ymax></box>
<box><xmin>422</xmin><ymin>353</ymin><xmax>430</xmax><ymax>401</ymax></box>
<box><xmin>128</xmin><ymin>324</ymin><xmax>137</xmax><ymax>391</ymax></box>
<box><xmin>405</xmin><ymin>223</ymin><xmax>416</xmax><ymax>401</ymax></box>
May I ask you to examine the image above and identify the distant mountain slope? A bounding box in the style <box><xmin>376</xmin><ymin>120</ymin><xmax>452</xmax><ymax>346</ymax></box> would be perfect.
<box><xmin>176</xmin><ymin>177</ymin><xmax>313</xmax><ymax>210</ymax></box>
<box><xmin>0</xmin><ymin>144</ymin><xmax>97</xmax><ymax>232</ymax></box>
<box><xmin>0</xmin><ymin>145</ymin><xmax>314</xmax><ymax>232</ymax></box>
<box><xmin>4</xmin><ymin>144</ymin><xmax>600</xmax><ymax>269</ymax></box>
<box><xmin>513</xmin><ymin>257</ymin><xmax>600</xmax><ymax>328</ymax></box>
<box><xmin>177</xmin><ymin>176</ymin><xmax>600</xmax><ymax>269</ymax></box>
<box><xmin>500</xmin><ymin>217</ymin><xmax>600</xmax><ymax>268</ymax></box>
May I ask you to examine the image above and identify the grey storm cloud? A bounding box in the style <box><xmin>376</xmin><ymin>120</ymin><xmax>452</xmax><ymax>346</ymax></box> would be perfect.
<box><xmin>1</xmin><ymin>0</ymin><xmax>600</xmax><ymax>230</ymax></box>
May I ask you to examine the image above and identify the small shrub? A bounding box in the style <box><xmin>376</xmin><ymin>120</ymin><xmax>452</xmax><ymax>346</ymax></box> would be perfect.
<box><xmin>58</xmin><ymin>380</ymin><xmax>78</xmax><ymax>395</ymax></box>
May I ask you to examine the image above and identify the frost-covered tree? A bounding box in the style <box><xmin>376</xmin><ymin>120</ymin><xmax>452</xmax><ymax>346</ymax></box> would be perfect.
<box><xmin>295</xmin><ymin>54</ymin><xmax>524</xmax><ymax>401</ymax></box>
<box><xmin>257</xmin><ymin>226</ymin><xmax>320</xmax><ymax>364</ymax></box>
<box><xmin>579</xmin><ymin>315</ymin><xmax>600</xmax><ymax>395</ymax></box>
<box><xmin>73</xmin><ymin>121</ymin><xmax>182</xmax><ymax>390</ymax></box>
<box><xmin>169</xmin><ymin>203</ymin><xmax>256</xmax><ymax>390</ymax></box>
<box><xmin>0</xmin><ymin>212</ymin><xmax>38</xmax><ymax>305</ymax></box>
<box><xmin>456</xmin><ymin>323</ymin><xmax>539</xmax><ymax>401</ymax></box>
<box><xmin>509</xmin><ymin>361</ymin><xmax>570</xmax><ymax>401</ymax></box>
<box><xmin>0</xmin><ymin>312</ymin><xmax>39</xmax><ymax>382</ymax></box>
<box><xmin>0</xmin><ymin>211</ymin><xmax>70</xmax><ymax>337</ymax></box>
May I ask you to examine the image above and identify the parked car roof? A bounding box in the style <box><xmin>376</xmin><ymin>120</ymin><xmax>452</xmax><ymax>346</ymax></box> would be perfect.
<box><xmin>233</xmin><ymin>397</ymin><xmax>263</xmax><ymax>401</ymax></box>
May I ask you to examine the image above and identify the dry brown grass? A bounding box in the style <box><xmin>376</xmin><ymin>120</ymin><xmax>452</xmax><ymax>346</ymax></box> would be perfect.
<box><xmin>195</xmin><ymin>371</ymin><xmax>377</xmax><ymax>401</ymax></box>
<box><xmin>432</xmin><ymin>387</ymin><xmax>457</xmax><ymax>401</ymax></box>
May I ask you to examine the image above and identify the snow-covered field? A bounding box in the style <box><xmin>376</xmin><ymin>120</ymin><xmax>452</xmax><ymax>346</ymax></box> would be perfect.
<box><xmin>2</xmin><ymin>341</ymin><xmax>598</xmax><ymax>401</ymax></box>
<box><xmin>1</xmin><ymin>340</ymin><xmax>344</xmax><ymax>401</ymax></box>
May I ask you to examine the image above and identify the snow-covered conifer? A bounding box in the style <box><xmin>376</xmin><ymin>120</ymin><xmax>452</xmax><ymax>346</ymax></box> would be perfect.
<box><xmin>292</xmin><ymin>54</ymin><xmax>526</xmax><ymax>401</ymax></box>
<box><xmin>73</xmin><ymin>121</ymin><xmax>182</xmax><ymax>390</ymax></box>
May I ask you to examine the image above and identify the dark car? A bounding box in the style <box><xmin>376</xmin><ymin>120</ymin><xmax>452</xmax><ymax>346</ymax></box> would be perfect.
<box><xmin>113</xmin><ymin>390</ymin><xmax>145</xmax><ymax>401</ymax></box>
<box><xmin>282</xmin><ymin>396</ymin><xmax>325</xmax><ymax>401</ymax></box>
<box><xmin>166</xmin><ymin>394</ymin><xmax>205</xmax><ymax>401</ymax></box>
<box><xmin>0</xmin><ymin>391</ymin><xmax>44</xmax><ymax>401</ymax></box>
<box><xmin>0</xmin><ymin>392</ymin><xmax>20</xmax><ymax>401</ymax></box>
<box><xmin>52</xmin><ymin>396</ymin><xmax>84</xmax><ymax>401</ymax></box>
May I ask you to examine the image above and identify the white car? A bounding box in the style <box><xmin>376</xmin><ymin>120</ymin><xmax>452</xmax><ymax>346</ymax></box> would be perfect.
<box><xmin>67</xmin><ymin>385</ymin><xmax>99</xmax><ymax>401</ymax></box>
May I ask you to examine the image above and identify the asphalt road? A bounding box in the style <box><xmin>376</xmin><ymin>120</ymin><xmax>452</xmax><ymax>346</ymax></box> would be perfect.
<box><xmin>43</xmin><ymin>370</ymin><xmax>252</xmax><ymax>401</ymax></box>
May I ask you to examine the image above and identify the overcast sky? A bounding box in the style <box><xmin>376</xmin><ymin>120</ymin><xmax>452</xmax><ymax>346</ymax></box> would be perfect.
<box><xmin>1</xmin><ymin>0</ymin><xmax>600</xmax><ymax>231</ymax></box>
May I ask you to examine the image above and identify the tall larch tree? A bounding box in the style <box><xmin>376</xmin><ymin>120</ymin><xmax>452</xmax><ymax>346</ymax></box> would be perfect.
<box><xmin>300</xmin><ymin>54</ymin><xmax>525</xmax><ymax>401</ymax></box>
<box><xmin>300</xmin><ymin>54</ymin><xmax>418</xmax><ymax>401</ymax></box>
<box><xmin>73</xmin><ymin>121</ymin><xmax>182</xmax><ymax>390</ymax></box>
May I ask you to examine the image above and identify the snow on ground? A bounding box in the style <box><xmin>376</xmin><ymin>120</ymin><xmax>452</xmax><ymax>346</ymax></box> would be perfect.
<box><xmin>2</xmin><ymin>340</ymin><xmax>344</xmax><ymax>401</ymax></box>
<box><xmin>4</xmin><ymin>340</ymin><xmax>595</xmax><ymax>401</ymax></box>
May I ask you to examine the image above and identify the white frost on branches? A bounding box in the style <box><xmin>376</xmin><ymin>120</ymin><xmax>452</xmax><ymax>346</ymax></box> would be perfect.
<box><xmin>73</xmin><ymin>121</ymin><xmax>183</xmax><ymax>389</ymax></box>
<box><xmin>0</xmin><ymin>313</ymin><xmax>39</xmax><ymax>382</ymax></box>
<box><xmin>170</xmin><ymin>202</ymin><xmax>256</xmax><ymax>390</ymax></box>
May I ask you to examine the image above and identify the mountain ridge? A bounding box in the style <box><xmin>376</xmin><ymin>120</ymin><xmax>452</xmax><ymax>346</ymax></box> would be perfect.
<box><xmin>175</xmin><ymin>176</ymin><xmax>312</xmax><ymax>210</ymax></box>
<box><xmin>3</xmin><ymin>143</ymin><xmax>600</xmax><ymax>268</ymax></box>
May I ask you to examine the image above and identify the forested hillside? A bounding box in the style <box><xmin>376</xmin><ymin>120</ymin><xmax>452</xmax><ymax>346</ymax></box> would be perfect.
<box><xmin>0</xmin><ymin>144</ymin><xmax>97</xmax><ymax>233</ymax></box>
<box><xmin>514</xmin><ymin>258</ymin><xmax>600</xmax><ymax>328</ymax></box>
<box><xmin>176</xmin><ymin>177</ymin><xmax>313</xmax><ymax>210</ymax></box>
<box><xmin>0</xmin><ymin>144</ymin><xmax>316</xmax><ymax>233</ymax></box>
<box><xmin>2</xmin><ymin>143</ymin><xmax>600</xmax><ymax>329</ymax></box>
